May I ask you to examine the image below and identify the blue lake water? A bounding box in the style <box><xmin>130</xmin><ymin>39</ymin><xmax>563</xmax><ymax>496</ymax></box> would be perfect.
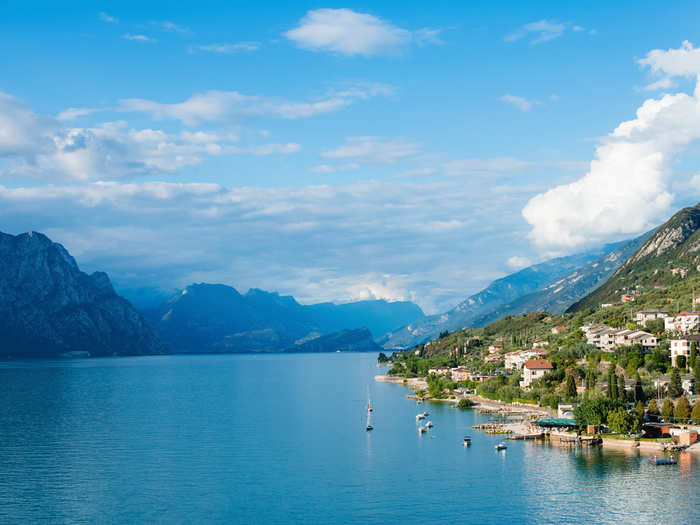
<box><xmin>1</xmin><ymin>352</ymin><xmax>699</xmax><ymax>524</ymax></box>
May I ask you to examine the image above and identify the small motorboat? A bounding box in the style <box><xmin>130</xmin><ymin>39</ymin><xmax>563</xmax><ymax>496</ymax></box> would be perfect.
<box><xmin>416</xmin><ymin>413</ymin><xmax>426</xmax><ymax>420</ymax></box>
<box><xmin>463</xmin><ymin>436</ymin><xmax>472</xmax><ymax>446</ymax></box>
<box><xmin>495</xmin><ymin>442</ymin><xmax>507</xmax><ymax>451</ymax></box>
<box><xmin>650</xmin><ymin>456</ymin><xmax>676</xmax><ymax>465</ymax></box>
<box><xmin>418</xmin><ymin>426</ymin><xmax>427</xmax><ymax>434</ymax></box>
<box><xmin>366</xmin><ymin>424</ymin><xmax>373</xmax><ymax>431</ymax></box>
<box><xmin>425</xmin><ymin>421</ymin><xmax>434</xmax><ymax>428</ymax></box>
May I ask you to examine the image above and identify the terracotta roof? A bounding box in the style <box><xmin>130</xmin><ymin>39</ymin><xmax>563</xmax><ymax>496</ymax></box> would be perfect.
<box><xmin>523</xmin><ymin>359</ymin><xmax>553</xmax><ymax>370</ymax></box>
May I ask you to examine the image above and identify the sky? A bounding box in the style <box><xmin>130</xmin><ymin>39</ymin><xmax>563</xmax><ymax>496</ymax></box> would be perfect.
<box><xmin>3</xmin><ymin>1</ymin><xmax>700</xmax><ymax>314</ymax></box>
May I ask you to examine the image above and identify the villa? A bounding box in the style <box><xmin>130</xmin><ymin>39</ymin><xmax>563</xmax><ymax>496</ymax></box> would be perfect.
<box><xmin>504</xmin><ymin>350</ymin><xmax>538</xmax><ymax>370</ymax></box>
<box><xmin>664</xmin><ymin>312</ymin><xmax>700</xmax><ymax>334</ymax></box>
<box><xmin>670</xmin><ymin>334</ymin><xmax>700</xmax><ymax>366</ymax></box>
<box><xmin>428</xmin><ymin>366</ymin><xmax>451</xmax><ymax>376</ymax></box>
<box><xmin>520</xmin><ymin>359</ymin><xmax>553</xmax><ymax>389</ymax></box>
<box><xmin>635</xmin><ymin>309</ymin><xmax>668</xmax><ymax>327</ymax></box>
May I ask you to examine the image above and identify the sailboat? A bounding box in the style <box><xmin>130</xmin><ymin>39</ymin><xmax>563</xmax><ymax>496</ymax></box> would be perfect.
<box><xmin>365</xmin><ymin>389</ymin><xmax>374</xmax><ymax>431</ymax></box>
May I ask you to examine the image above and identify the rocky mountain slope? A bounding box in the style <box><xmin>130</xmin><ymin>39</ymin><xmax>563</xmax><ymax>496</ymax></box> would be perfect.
<box><xmin>147</xmin><ymin>283</ymin><xmax>424</xmax><ymax>353</ymax></box>
<box><xmin>570</xmin><ymin>203</ymin><xmax>700</xmax><ymax>311</ymax></box>
<box><xmin>285</xmin><ymin>328</ymin><xmax>381</xmax><ymax>353</ymax></box>
<box><xmin>379</xmin><ymin>238</ymin><xmax>648</xmax><ymax>350</ymax></box>
<box><xmin>0</xmin><ymin>231</ymin><xmax>163</xmax><ymax>358</ymax></box>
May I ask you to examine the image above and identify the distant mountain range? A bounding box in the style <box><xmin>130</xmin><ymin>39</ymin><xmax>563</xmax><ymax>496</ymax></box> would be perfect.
<box><xmin>570</xmin><ymin>203</ymin><xmax>700</xmax><ymax>311</ymax></box>
<box><xmin>379</xmin><ymin>235</ymin><xmax>651</xmax><ymax>349</ymax></box>
<box><xmin>143</xmin><ymin>283</ymin><xmax>424</xmax><ymax>353</ymax></box>
<box><xmin>0</xmin><ymin>231</ymin><xmax>162</xmax><ymax>358</ymax></box>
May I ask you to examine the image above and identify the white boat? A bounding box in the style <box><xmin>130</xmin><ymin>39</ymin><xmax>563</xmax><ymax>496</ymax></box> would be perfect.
<box><xmin>418</xmin><ymin>426</ymin><xmax>427</xmax><ymax>434</ymax></box>
<box><xmin>463</xmin><ymin>436</ymin><xmax>472</xmax><ymax>446</ymax></box>
<box><xmin>425</xmin><ymin>421</ymin><xmax>434</xmax><ymax>428</ymax></box>
<box><xmin>416</xmin><ymin>413</ymin><xmax>426</xmax><ymax>420</ymax></box>
<box><xmin>495</xmin><ymin>442</ymin><xmax>507</xmax><ymax>451</ymax></box>
<box><xmin>365</xmin><ymin>388</ymin><xmax>373</xmax><ymax>431</ymax></box>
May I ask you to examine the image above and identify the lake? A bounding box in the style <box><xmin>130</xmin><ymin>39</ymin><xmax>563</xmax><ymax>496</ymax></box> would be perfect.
<box><xmin>1</xmin><ymin>353</ymin><xmax>699</xmax><ymax>524</ymax></box>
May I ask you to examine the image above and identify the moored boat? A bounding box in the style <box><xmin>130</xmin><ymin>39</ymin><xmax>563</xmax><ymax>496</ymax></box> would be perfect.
<box><xmin>463</xmin><ymin>436</ymin><xmax>472</xmax><ymax>446</ymax></box>
<box><xmin>650</xmin><ymin>456</ymin><xmax>676</xmax><ymax>465</ymax></box>
<box><xmin>495</xmin><ymin>442</ymin><xmax>507</xmax><ymax>451</ymax></box>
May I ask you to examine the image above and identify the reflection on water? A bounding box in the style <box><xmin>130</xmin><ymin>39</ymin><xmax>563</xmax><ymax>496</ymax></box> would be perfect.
<box><xmin>1</xmin><ymin>354</ymin><xmax>699</xmax><ymax>524</ymax></box>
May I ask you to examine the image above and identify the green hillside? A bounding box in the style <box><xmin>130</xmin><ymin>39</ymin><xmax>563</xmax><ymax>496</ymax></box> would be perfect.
<box><xmin>570</xmin><ymin>203</ymin><xmax>700</xmax><ymax>311</ymax></box>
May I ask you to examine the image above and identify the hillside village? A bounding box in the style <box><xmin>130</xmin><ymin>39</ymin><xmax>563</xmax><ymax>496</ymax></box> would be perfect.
<box><xmin>382</xmin><ymin>203</ymin><xmax>700</xmax><ymax>442</ymax></box>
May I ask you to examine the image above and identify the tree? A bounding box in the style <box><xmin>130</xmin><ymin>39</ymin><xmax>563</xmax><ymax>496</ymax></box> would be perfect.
<box><xmin>632</xmin><ymin>401</ymin><xmax>645</xmax><ymax>433</ymax></box>
<box><xmin>677</xmin><ymin>355</ymin><xmax>687</xmax><ymax>370</ymax></box>
<box><xmin>668</xmin><ymin>367</ymin><xmax>684</xmax><ymax>398</ymax></box>
<box><xmin>691</xmin><ymin>341</ymin><xmax>697</xmax><ymax>368</ymax></box>
<box><xmin>633</xmin><ymin>373</ymin><xmax>645</xmax><ymax>403</ymax></box>
<box><xmin>692</xmin><ymin>401</ymin><xmax>700</xmax><ymax>422</ymax></box>
<box><xmin>617</xmin><ymin>374</ymin><xmax>626</xmax><ymax>402</ymax></box>
<box><xmin>457</xmin><ymin>398</ymin><xmax>474</xmax><ymax>409</ymax></box>
<box><xmin>647</xmin><ymin>398</ymin><xmax>659</xmax><ymax>416</ymax></box>
<box><xmin>675</xmin><ymin>395</ymin><xmax>691</xmax><ymax>423</ymax></box>
<box><xmin>438</xmin><ymin>330</ymin><xmax>450</xmax><ymax>339</ymax></box>
<box><xmin>608</xmin><ymin>407</ymin><xmax>632</xmax><ymax>434</ymax></box>
<box><xmin>608</xmin><ymin>369</ymin><xmax>617</xmax><ymax>400</ymax></box>
<box><xmin>646</xmin><ymin>318</ymin><xmax>665</xmax><ymax>333</ymax></box>
<box><xmin>694</xmin><ymin>357</ymin><xmax>700</xmax><ymax>384</ymax></box>
<box><xmin>574</xmin><ymin>397</ymin><xmax>621</xmax><ymax>428</ymax></box>
<box><xmin>377</xmin><ymin>352</ymin><xmax>389</xmax><ymax>363</ymax></box>
<box><xmin>565</xmin><ymin>374</ymin><xmax>577</xmax><ymax>400</ymax></box>
<box><xmin>662</xmin><ymin>398</ymin><xmax>674</xmax><ymax>421</ymax></box>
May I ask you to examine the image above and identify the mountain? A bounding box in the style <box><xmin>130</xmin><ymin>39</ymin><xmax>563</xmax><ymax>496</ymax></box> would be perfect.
<box><xmin>570</xmin><ymin>203</ymin><xmax>700</xmax><ymax>311</ymax></box>
<box><xmin>147</xmin><ymin>283</ymin><xmax>424</xmax><ymax>353</ymax></box>
<box><xmin>285</xmin><ymin>328</ymin><xmax>381</xmax><ymax>353</ymax></box>
<box><xmin>0</xmin><ymin>231</ymin><xmax>163</xmax><ymax>358</ymax></box>
<box><xmin>470</xmin><ymin>231</ymin><xmax>652</xmax><ymax>326</ymax></box>
<box><xmin>379</xmin><ymin>240</ymin><xmax>646</xmax><ymax>350</ymax></box>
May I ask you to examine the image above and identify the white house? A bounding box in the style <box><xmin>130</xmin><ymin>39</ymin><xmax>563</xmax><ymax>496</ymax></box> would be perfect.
<box><xmin>665</xmin><ymin>312</ymin><xmax>700</xmax><ymax>334</ymax></box>
<box><xmin>520</xmin><ymin>359</ymin><xmax>553</xmax><ymax>389</ymax></box>
<box><xmin>670</xmin><ymin>335</ymin><xmax>700</xmax><ymax>367</ymax></box>
<box><xmin>504</xmin><ymin>350</ymin><xmax>537</xmax><ymax>370</ymax></box>
<box><xmin>635</xmin><ymin>309</ymin><xmax>668</xmax><ymax>327</ymax></box>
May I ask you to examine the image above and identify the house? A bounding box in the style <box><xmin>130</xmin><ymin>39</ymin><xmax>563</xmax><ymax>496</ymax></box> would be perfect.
<box><xmin>584</xmin><ymin>324</ymin><xmax>657</xmax><ymax>351</ymax></box>
<box><xmin>601</xmin><ymin>303</ymin><xmax>613</xmax><ymax>308</ymax></box>
<box><xmin>487</xmin><ymin>344</ymin><xmax>503</xmax><ymax>353</ymax></box>
<box><xmin>451</xmin><ymin>367</ymin><xmax>473</xmax><ymax>382</ymax></box>
<box><xmin>428</xmin><ymin>366</ymin><xmax>451</xmax><ymax>376</ymax></box>
<box><xmin>520</xmin><ymin>359</ymin><xmax>553</xmax><ymax>389</ymax></box>
<box><xmin>621</xmin><ymin>293</ymin><xmax>638</xmax><ymax>303</ymax></box>
<box><xmin>532</xmin><ymin>339</ymin><xmax>549</xmax><ymax>349</ymax></box>
<box><xmin>551</xmin><ymin>325</ymin><xmax>567</xmax><ymax>335</ymax></box>
<box><xmin>670</xmin><ymin>267</ymin><xmax>689</xmax><ymax>278</ymax></box>
<box><xmin>670</xmin><ymin>335</ymin><xmax>700</xmax><ymax>366</ymax></box>
<box><xmin>635</xmin><ymin>309</ymin><xmax>668</xmax><ymax>327</ymax></box>
<box><xmin>653</xmin><ymin>376</ymin><xmax>695</xmax><ymax>395</ymax></box>
<box><xmin>504</xmin><ymin>350</ymin><xmax>537</xmax><ymax>370</ymax></box>
<box><xmin>626</xmin><ymin>331</ymin><xmax>658</xmax><ymax>351</ymax></box>
<box><xmin>483</xmin><ymin>353</ymin><xmax>503</xmax><ymax>364</ymax></box>
<box><xmin>664</xmin><ymin>312</ymin><xmax>700</xmax><ymax>334</ymax></box>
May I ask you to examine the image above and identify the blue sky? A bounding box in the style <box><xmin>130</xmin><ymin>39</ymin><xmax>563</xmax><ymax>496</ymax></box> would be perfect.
<box><xmin>3</xmin><ymin>1</ymin><xmax>700</xmax><ymax>313</ymax></box>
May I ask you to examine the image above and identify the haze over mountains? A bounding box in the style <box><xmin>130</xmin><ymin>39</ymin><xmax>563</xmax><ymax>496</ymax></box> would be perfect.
<box><xmin>6</xmin><ymin>201</ymin><xmax>700</xmax><ymax>359</ymax></box>
<box><xmin>379</xmin><ymin>234</ymin><xmax>653</xmax><ymax>349</ymax></box>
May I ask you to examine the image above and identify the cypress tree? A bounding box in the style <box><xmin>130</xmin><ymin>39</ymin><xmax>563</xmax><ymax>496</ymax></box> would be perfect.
<box><xmin>647</xmin><ymin>398</ymin><xmax>659</xmax><ymax>416</ymax></box>
<box><xmin>692</xmin><ymin>401</ymin><xmax>700</xmax><ymax>422</ymax></box>
<box><xmin>691</xmin><ymin>342</ymin><xmax>697</xmax><ymax>369</ymax></box>
<box><xmin>565</xmin><ymin>374</ymin><xmax>577</xmax><ymax>400</ymax></box>
<box><xmin>634</xmin><ymin>372</ymin><xmax>645</xmax><ymax>403</ymax></box>
<box><xmin>609</xmin><ymin>370</ymin><xmax>618</xmax><ymax>400</ymax></box>
<box><xmin>662</xmin><ymin>398</ymin><xmax>674</xmax><ymax>421</ymax></box>
<box><xmin>668</xmin><ymin>367</ymin><xmax>683</xmax><ymax>398</ymax></box>
<box><xmin>617</xmin><ymin>374</ymin><xmax>626</xmax><ymax>402</ymax></box>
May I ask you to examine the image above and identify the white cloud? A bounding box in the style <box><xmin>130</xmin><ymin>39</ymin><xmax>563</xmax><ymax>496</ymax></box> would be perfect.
<box><xmin>321</xmin><ymin>137</ymin><xmax>419</xmax><ymax>164</ymax></box>
<box><xmin>118</xmin><ymin>83</ymin><xmax>391</xmax><ymax>125</ymax></box>
<box><xmin>505</xmin><ymin>20</ymin><xmax>591</xmax><ymax>44</ymax></box>
<box><xmin>284</xmin><ymin>8</ymin><xmax>440</xmax><ymax>57</ymax></box>
<box><xmin>157</xmin><ymin>21</ymin><xmax>190</xmax><ymax>34</ymax></box>
<box><xmin>0</xmin><ymin>92</ymin><xmax>300</xmax><ymax>181</ymax></box>
<box><xmin>523</xmin><ymin>41</ymin><xmax>700</xmax><ymax>250</ymax></box>
<box><xmin>500</xmin><ymin>94</ymin><xmax>536</xmax><ymax>111</ymax></box>
<box><xmin>122</xmin><ymin>34</ymin><xmax>156</xmax><ymax>43</ymax></box>
<box><xmin>641</xmin><ymin>77</ymin><xmax>674</xmax><ymax>91</ymax></box>
<box><xmin>56</xmin><ymin>107</ymin><xmax>102</xmax><ymax>121</ymax></box>
<box><xmin>0</xmin><ymin>176</ymin><xmax>534</xmax><ymax>314</ymax></box>
<box><xmin>99</xmin><ymin>12</ymin><xmax>118</xmax><ymax>24</ymax></box>
<box><xmin>507</xmin><ymin>256</ymin><xmax>532</xmax><ymax>269</ymax></box>
<box><xmin>197</xmin><ymin>42</ymin><xmax>261</xmax><ymax>53</ymax></box>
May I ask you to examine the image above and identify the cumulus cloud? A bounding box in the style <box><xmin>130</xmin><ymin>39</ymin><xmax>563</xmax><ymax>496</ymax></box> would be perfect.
<box><xmin>507</xmin><ymin>256</ymin><xmax>532</xmax><ymax>269</ymax></box>
<box><xmin>284</xmin><ymin>8</ymin><xmax>440</xmax><ymax>56</ymax></box>
<box><xmin>0</xmin><ymin>92</ymin><xmax>300</xmax><ymax>181</ymax></box>
<box><xmin>321</xmin><ymin>137</ymin><xmax>419</xmax><ymax>164</ymax></box>
<box><xmin>0</xmin><ymin>177</ymin><xmax>533</xmax><ymax>313</ymax></box>
<box><xmin>118</xmin><ymin>83</ymin><xmax>391</xmax><ymax>125</ymax></box>
<box><xmin>523</xmin><ymin>41</ymin><xmax>700</xmax><ymax>250</ymax></box>
<box><xmin>500</xmin><ymin>94</ymin><xmax>536</xmax><ymax>111</ymax></box>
